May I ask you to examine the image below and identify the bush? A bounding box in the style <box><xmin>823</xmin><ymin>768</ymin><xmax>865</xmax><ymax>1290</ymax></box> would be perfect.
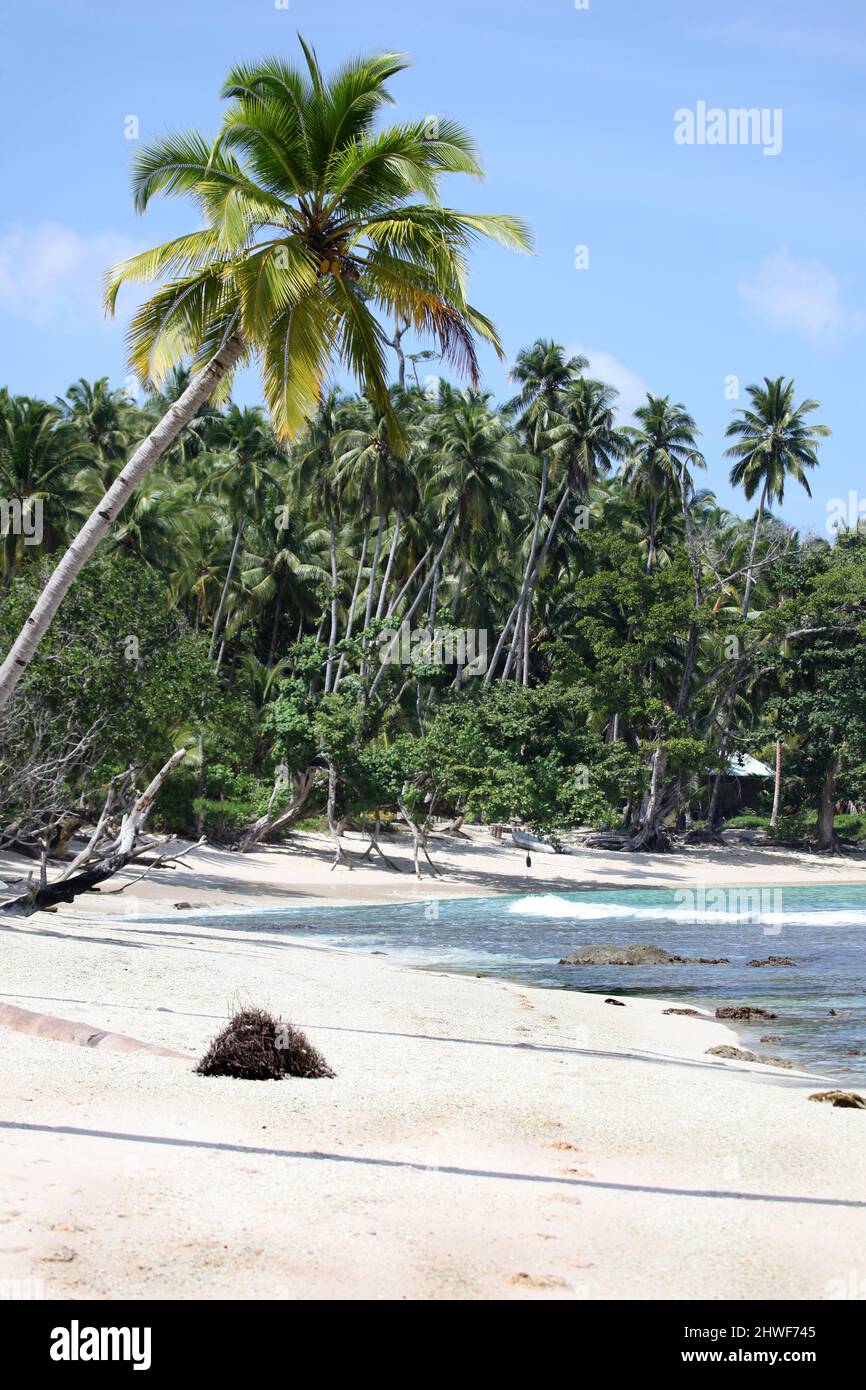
<box><xmin>195</xmin><ymin>1008</ymin><xmax>335</xmax><ymax>1081</ymax></box>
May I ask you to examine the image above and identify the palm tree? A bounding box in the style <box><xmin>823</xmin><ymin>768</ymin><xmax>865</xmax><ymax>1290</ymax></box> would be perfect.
<box><xmin>57</xmin><ymin>378</ymin><xmax>135</xmax><ymax>485</ymax></box>
<box><xmin>0</xmin><ymin>397</ymin><xmax>93</xmax><ymax>582</ymax></box>
<box><xmin>0</xmin><ymin>37</ymin><xmax>530</xmax><ymax>712</ymax></box>
<box><xmin>226</xmin><ymin>512</ymin><xmax>329</xmax><ymax>667</ymax></box>
<box><xmin>423</xmin><ymin>384</ymin><xmax>519</xmax><ymax>627</ymax></box>
<box><xmin>511</xmin><ymin>377</ymin><xmax>627</xmax><ymax>682</ymax></box>
<box><xmin>703</xmin><ymin>380</ymin><xmax>828</xmax><ymax>829</ymax></box>
<box><xmin>490</xmin><ymin>341</ymin><xmax>587</xmax><ymax>678</ymax></box>
<box><xmin>202</xmin><ymin>404</ymin><xmax>283</xmax><ymax>662</ymax></box>
<box><xmin>726</xmin><ymin>377</ymin><xmax>829</xmax><ymax>618</ymax></box>
<box><xmin>293</xmin><ymin>390</ymin><xmax>352</xmax><ymax>693</ymax></box>
<box><xmin>622</xmin><ymin>395</ymin><xmax>704</xmax><ymax>574</ymax></box>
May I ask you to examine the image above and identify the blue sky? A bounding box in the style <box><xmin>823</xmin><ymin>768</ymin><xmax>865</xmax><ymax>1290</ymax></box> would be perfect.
<box><xmin>1</xmin><ymin>0</ymin><xmax>863</xmax><ymax>534</ymax></box>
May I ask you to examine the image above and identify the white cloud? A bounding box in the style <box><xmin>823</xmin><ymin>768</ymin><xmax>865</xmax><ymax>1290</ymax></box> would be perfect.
<box><xmin>738</xmin><ymin>248</ymin><xmax>864</xmax><ymax>348</ymax></box>
<box><xmin>568</xmin><ymin>344</ymin><xmax>650</xmax><ymax>422</ymax></box>
<box><xmin>0</xmin><ymin>223</ymin><xmax>140</xmax><ymax>328</ymax></box>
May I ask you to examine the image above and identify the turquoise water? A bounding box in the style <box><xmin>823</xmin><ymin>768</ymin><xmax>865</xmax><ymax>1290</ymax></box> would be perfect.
<box><xmin>147</xmin><ymin>883</ymin><xmax>866</xmax><ymax>1084</ymax></box>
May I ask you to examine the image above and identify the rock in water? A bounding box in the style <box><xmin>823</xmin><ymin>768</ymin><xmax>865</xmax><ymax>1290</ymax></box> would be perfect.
<box><xmin>559</xmin><ymin>943</ymin><xmax>729</xmax><ymax>966</ymax></box>
<box><xmin>747</xmin><ymin>956</ymin><xmax>798</xmax><ymax>968</ymax></box>
<box><xmin>808</xmin><ymin>1090</ymin><xmax>866</xmax><ymax>1109</ymax></box>
<box><xmin>663</xmin><ymin>1007</ymin><xmax>702</xmax><ymax>1017</ymax></box>
<box><xmin>715</xmin><ymin>1005</ymin><xmax>777</xmax><ymax>1021</ymax></box>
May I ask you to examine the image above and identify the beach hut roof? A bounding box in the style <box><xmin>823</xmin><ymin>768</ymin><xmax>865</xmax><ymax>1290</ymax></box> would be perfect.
<box><xmin>727</xmin><ymin>753</ymin><xmax>773</xmax><ymax>779</ymax></box>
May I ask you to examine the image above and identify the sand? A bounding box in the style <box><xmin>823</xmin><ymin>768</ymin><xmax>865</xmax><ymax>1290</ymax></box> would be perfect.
<box><xmin>1</xmin><ymin>830</ymin><xmax>865</xmax><ymax>1301</ymax></box>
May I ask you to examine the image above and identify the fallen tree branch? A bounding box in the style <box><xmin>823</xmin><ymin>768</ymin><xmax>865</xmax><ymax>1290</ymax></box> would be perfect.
<box><xmin>1</xmin><ymin>748</ymin><xmax>188</xmax><ymax>917</ymax></box>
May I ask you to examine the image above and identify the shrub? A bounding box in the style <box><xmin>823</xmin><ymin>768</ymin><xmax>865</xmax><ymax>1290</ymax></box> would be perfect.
<box><xmin>195</xmin><ymin>1008</ymin><xmax>335</xmax><ymax>1081</ymax></box>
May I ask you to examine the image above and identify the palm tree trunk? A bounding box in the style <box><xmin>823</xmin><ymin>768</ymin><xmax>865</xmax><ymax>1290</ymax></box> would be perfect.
<box><xmin>501</xmin><ymin>478</ymin><xmax>571</xmax><ymax>682</ymax></box>
<box><xmin>705</xmin><ymin>479</ymin><xmax>770</xmax><ymax>825</ymax></box>
<box><xmin>645</xmin><ymin>495</ymin><xmax>659</xmax><ymax>573</ymax></box>
<box><xmin>209</xmin><ymin>511</ymin><xmax>246</xmax><ymax>661</ymax></box>
<box><xmin>770</xmin><ymin>739</ymin><xmax>783</xmax><ymax>829</ymax></box>
<box><xmin>521</xmin><ymin>598</ymin><xmax>532</xmax><ymax>685</ymax></box>
<box><xmin>742</xmin><ymin>479</ymin><xmax>769</xmax><ymax>619</ymax></box>
<box><xmin>486</xmin><ymin>457</ymin><xmax>548</xmax><ymax>684</ymax></box>
<box><xmin>324</xmin><ymin>508</ymin><xmax>339</xmax><ymax>694</ymax></box>
<box><xmin>266</xmin><ymin>569</ymin><xmax>288</xmax><ymax>670</ymax></box>
<box><xmin>385</xmin><ymin>542</ymin><xmax>434</xmax><ymax>620</ymax></box>
<box><xmin>376</xmin><ymin>508</ymin><xmax>402</xmax><ymax>620</ymax></box>
<box><xmin>363</xmin><ymin>515</ymin><xmax>385</xmax><ymax>631</ymax></box>
<box><xmin>369</xmin><ymin>517</ymin><xmax>457</xmax><ymax>700</ymax></box>
<box><xmin>816</xmin><ymin>750</ymin><xmax>840</xmax><ymax>851</ymax></box>
<box><xmin>334</xmin><ymin>519</ymin><xmax>370</xmax><ymax>690</ymax></box>
<box><xmin>0</xmin><ymin>331</ymin><xmax>245</xmax><ymax>713</ymax></box>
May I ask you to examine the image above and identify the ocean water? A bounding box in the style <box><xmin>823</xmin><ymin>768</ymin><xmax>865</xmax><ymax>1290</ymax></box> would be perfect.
<box><xmin>140</xmin><ymin>884</ymin><xmax>866</xmax><ymax>1085</ymax></box>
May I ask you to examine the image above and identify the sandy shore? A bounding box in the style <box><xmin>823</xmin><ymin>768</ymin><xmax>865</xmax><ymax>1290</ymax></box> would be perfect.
<box><xmin>3</xmin><ymin>824</ymin><xmax>863</xmax><ymax>915</ymax></box>
<box><xmin>1</xmin><ymin>833</ymin><xmax>865</xmax><ymax>1301</ymax></box>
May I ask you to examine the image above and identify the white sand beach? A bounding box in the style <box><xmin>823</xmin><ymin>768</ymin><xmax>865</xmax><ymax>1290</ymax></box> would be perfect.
<box><xmin>2</xmin><ymin>832</ymin><xmax>865</xmax><ymax>1301</ymax></box>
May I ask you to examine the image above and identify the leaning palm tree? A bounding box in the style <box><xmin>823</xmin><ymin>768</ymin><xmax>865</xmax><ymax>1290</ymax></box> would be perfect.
<box><xmin>0</xmin><ymin>37</ymin><xmax>530</xmax><ymax>712</ymax></box>
<box><xmin>725</xmin><ymin>377</ymin><xmax>829</xmax><ymax>617</ymax></box>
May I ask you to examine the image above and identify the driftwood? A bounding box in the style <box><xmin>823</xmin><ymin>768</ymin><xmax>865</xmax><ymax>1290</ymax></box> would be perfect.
<box><xmin>1</xmin><ymin>749</ymin><xmax>187</xmax><ymax>917</ymax></box>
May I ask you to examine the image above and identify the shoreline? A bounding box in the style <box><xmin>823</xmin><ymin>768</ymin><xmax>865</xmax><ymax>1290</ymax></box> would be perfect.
<box><xmin>4</xmin><ymin>827</ymin><xmax>864</xmax><ymax>920</ymax></box>
<box><xmin>2</xmin><ymin>834</ymin><xmax>865</xmax><ymax>1300</ymax></box>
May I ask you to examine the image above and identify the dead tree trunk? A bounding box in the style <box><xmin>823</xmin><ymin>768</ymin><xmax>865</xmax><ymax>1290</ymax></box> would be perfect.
<box><xmin>1</xmin><ymin>749</ymin><xmax>187</xmax><ymax>916</ymax></box>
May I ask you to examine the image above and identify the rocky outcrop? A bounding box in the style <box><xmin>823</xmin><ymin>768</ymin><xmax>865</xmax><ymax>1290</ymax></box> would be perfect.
<box><xmin>715</xmin><ymin>1005</ymin><xmax>777</xmax><ymax>1021</ymax></box>
<box><xmin>559</xmin><ymin>943</ymin><xmax>729</xmax><ymax>966</ymax></box>
<box><xmin>707</xmin><ymin>1044</ymin><xmax>799</xmax><ymax>1070</ymax></box>
<box><xmin>747</xmin><ymin>955</ymin><xmax>798</xmax><ymax>967</ymax></box>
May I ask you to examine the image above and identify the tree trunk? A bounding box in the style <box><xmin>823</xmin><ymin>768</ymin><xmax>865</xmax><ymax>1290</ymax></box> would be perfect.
<box><xmin>376</xmin><ymin>507</ymin><xmax>402</xmax><ymax>620</ymax></box>
<box><xmin>324</xmin><ymin>508</ymin><xmax>339</xmax><ymax>694</ymax></box>
<box><xmin>0</xmin><ymin>332</ymin><xmax>246</xmax><ymax>713</ymax></box>
<box><xmin>363</xmin><ymin>515</ymin><xmax>385</xmax><ymax>632</ymax></box>
<box><xmin>266</xmin><ymin>568</ymin><xmax>288</xmax><ymax>670</ymax></box>
<box><xmin>704</xmin><ymin>481</ymin><xmax>770</xmax><ymax>828</ymax></box>
<box><xmin>770</xmin><ymin>739</ymin><xmax>783</xmax><ymax>829</ymax></box>
<box><xmin>209</xmin><ymin>510</ymin><xmax>245</xmax><ymax>660</ymax></box>
<box><xmin>487</xmin><ymin>457</ymin><xmax>548</xmax><ymax>684</ymax></box>
<box><xmin>334</xmin><ymin>519</ymin><xmax>370</xmax><ymax>690</ymax></box>
<box><xmin>384</xmin><ymin>542</ymin><xmax>434</xmax><ymax>620</ymax></box>
<box><xmin>369</xmin><ymin>519</ymin><xmax>457</xmax><ymax>700</ymax></box>
<box><xmin>500</xmin><ymin>477</ymin><xmax>571</xmax><ymax>683</ymax></box>
<box><xmin>631</xmin><ymin>745</ymin><xmax>670</xmax><ymax>851</ymax></box>
<box><xmin>815</xmin><ymin>751</ymin><xmax>840</xmax><ymax>851</ymax></box>
<box><xmin>742</xmin><ymin>480</ymin><xmax>769</xmax><ymax>619</ymax></box>
<box><xmin>239</xmin><ymin>766</ymin><xmax>318</xmax><ymax>851</ymax></box>
<box><xmin>645</xmin><ymin>494</ymin><xmax>658</xmax><ymax>573</ymax></box>
<box><xmin>1</xmin><ymin>748</ymin><xmax>188</xmax><ymax>915</ymax></box>
<box><xmin>326</xmin><ymin>758</ymin><xmax>351</xmax><ymax>868</ymax></box>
